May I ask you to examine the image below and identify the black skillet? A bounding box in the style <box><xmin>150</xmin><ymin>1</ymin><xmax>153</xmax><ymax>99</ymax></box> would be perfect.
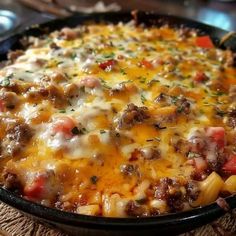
<box><xmin>0</xmin><ymin>11</ymin><xmax>236</xmax><ymax>236</ymax></box>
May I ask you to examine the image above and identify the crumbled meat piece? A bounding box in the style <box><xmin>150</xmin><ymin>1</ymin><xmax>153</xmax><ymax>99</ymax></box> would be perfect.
<box><xmin>226</xmin><ymin>108</ymin><xmax>236</xmax><ymax>128</ymax></box>
<box><xmin>140</xmin><ymin>147</ymin><xmax>161</xmax><ymax>160</ymax></box>
<box><xmin>2</xmin><ymin>123</ymin><xmax>33</xmax><ymax>156</ymax></box>
<box><xmin>224</xmin><ymin>50</ymin><xmax>236</xmax><ymax>67</ymax></box>
<box><xmin>229</xmin><ymin>85</ymin><xmax>236</xmax><ymax>101</ymax></box>
<box><xmin>50</xmin><ymin>72</ymin><xmax>67</xmax><ymax>83</ymax></box>
<box><xmin>153</xmin><ymin>178</ymin><xmax>184</xmax><ymax>212</ymax></box>
<box><xmin>2</xmin><ymin>171</ymin><xmax>22</xmax><ymax>191</ymax></box>
<box><xmin>0</xmin><ymin>89</ymin><xmax>19</xmax><ymax>109</ymax></box>
<box><xmin>178</xmin><ymin>27</ymin><xmax>192</xmax><ymax>39</ymax></box>
<box><xmin>216</xmin><ymin>197</ymin><xmax>230</xmax><ymax>211</ymax></box>
<box><xmin>64</xmin><ymin>83</ymin><xmax>81</xmax><ymax>98</ymax></box>
<box><xmin>170</xmin><ymin>133</ymin><xmax>190</xmax><ymax>154</ymax></box>
<box><xmin>60</xmin><ymin>27</ymin><xmax>79</xmax><ymax>40</ymax></box>
<box><xmin>32</xmin><ymin>58</ymin><xmax>47</xmax><ymax>67</ymax></box>
<box><xmin>118</xmin><ymin>103</ymin><xmax>150</xmax><ymax>129</ymax></box>
<box><xmin>120</xmin><ymin>164</ymin><xmax>139</xmax><ymax>176</ymax></box>
<box><xmin>7</xmin><ymin>50</ymin><xmax>24</xmax><ymax>62</ymax></box>
<box><xmin>176</xmin><ymin>96</ymin><xmax>191</xmax><ymax>114</ymax></box>
<box><xmin>155</xmin><ymin>94</ymin><xmax>191</xmax><ymax>114</ymax></box>
<box><xmin>185</xmin><ymin>181</ymin><xmax>200</xmax><ymax>201</ymax></box>
<box><xmin>125</xmin><ymin>200</ymin><xmax>147</xmax><ymax>217</ymax></box>
<box><xmin>45</xmin><ymin>84</ymin><xmax>67</xmax><ymax>108</ymax></box>
<box><xmin>49</xmin><ymin>42</ymin><xmax>60</xmax><ymax>50</ymax></box>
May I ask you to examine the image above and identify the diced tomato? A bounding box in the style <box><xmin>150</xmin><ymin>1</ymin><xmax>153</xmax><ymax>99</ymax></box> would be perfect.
<box><xmin>193</xmin><ymin>71</ymin><xmax>208</xmax><ymax>83</ymax></box>
<box><xmin>0</xmin><ymin>99</ymin><xmax>4</xmax><ymax>112</ymax></box>
<box><xmin>206</xmin><ymin>127</ymin><xmax>225</xmax><ymax>149</ymax></box>
<box><xmin>140</xmin><ymin>59</ymin><xmax>153</xmax><ymax>69</ymax></box>
<box><xmin>223</xmin><ymin>155</ymin><xmax>236</xmax><ymax>174</ymax></box>
<box><xmin>52</xmin><ymin>116</ymin><xmax>76</xmax><ymax>139</ymax></box>
<box><xmin>196</xmin><ymin>36</ymin><xmax>214</xmax><ymax>49</ymax></box>
<box><xmin>99</xmin><ymin>59</ymin><xmax>116</xmax><ymax>71</ymax></box>
<box><xmin>24</xmin><ymin>175</ymin><xmax>46</xmax><ymax>200</ymax></box>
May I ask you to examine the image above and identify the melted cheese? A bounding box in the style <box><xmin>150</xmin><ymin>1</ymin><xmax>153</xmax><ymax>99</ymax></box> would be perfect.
<box><xmin>0</xmin><ymin>21</ymin><xmax>236</xmax><ymax>217</ymax></box>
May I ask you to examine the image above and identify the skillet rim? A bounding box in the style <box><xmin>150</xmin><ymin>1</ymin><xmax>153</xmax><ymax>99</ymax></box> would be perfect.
<box><xmin>0</xmin><ymin>11</ymin><xmax>235</xmax><ymax>231</ymax></box>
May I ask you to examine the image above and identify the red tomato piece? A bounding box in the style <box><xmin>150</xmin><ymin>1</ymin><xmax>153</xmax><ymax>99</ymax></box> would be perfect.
<box><xmin>196</xmin><ymin>36</ymin><xmax>214</xmax><ymax>49</ymax></box>
<box><xmin>223</xmin><ymin>155</ymin><xmax>236</xmax><ymax>174</ymax></box>
<box><xmin>24</xmin><ymin>175</ymin><xmax>46</xmax><ymax>199</ymax></box>
<box><xmin>0</xmin><ymin>99</ymin><xmax>4</xmax><ymax>112</ymax></box>
<box><xmin>206</xmin><ymin>127</ymin><xmax>225</xmax><ymax>149</ymax></box>
<box><xmin>52</xmin><ymin>116</ymin><xmax>76</xmax><ymax>139</ymax></box>
<box><xmin>140</xmin><ymin>59</ymin><xmax>153</xmax><ymax>69</ymax></box>
<box><xmin>99</xmin><ymin>59</ymin><xmax>116</xmax><ymax>71</ymax></box>
<box><xmin>193</xmin><ymin>71</ymin><xmax>208</xmax><ymax>83</ymax></box>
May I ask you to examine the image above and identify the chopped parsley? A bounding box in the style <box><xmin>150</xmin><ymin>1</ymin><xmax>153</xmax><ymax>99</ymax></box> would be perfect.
<box><xmin>71</xmin><ymin>126</ymin><xmax>87</xmax><ymax>135</ymax></box>
<box><xmin>103</xmin><ymin>52</ymin><xmax>115</xmax><ymax>59</ymax></box>
<box><xmin>120</xmin><ymin>68</ymin><xmax>127</xmax><ymax>75</ymax></box>
<box><xmin>59</xmin><ymin>109</ymin><xmax>66</xmax><ymax>113</ymax></box>
<box><xmin>141</xmin><ymin>94</ymin><xmax>147</xmax><ymax>104</ymax></box>
<box><xmin>138</xmin><ymin>76</ymin><xmax>147</xmax><ymax>84</ymax></box>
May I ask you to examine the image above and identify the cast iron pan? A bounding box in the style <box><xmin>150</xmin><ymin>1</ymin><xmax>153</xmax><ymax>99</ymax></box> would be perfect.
<box><xmin>0</xmin><ymin>11</ymin><xmax>236</xmax><ymax>236</ymax></box>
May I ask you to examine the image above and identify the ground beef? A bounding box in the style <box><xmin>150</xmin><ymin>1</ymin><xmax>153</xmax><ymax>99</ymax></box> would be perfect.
<box><xmin>140</xmin><ymin>147</ymin><xmax>161</xmax><ymax>160</ymax></box>
<box><xmin>2</xmin><ymin>171</ymin><xmax>22</xmax><ymax>192</ymax></box>
<box><xmin>155</xmin><ymin>93</ymin><xmax>191</xmax><ymax>115</ymax></box>
<box><xmin>229</xmin><ymin>85</ymin><xmax>236</xmax><ymax>101</ymax></box>
<box><xmin>226</xmin><ymin>108</ymin><xmax>236</xmax><ymax>128</ymax></box>
<box><xmin>7</xmin><ymin>50</ymin><xmax>24</xmax><ymax>62</ymax></box>
<box><xmin>185</xmin><ymin>180</ymin><xmax>200</xmax><ymax>201</ymax></box>
<box><xmin>125</xmin><ymin>200</ymin><xmax>147</xmax><ymax>217</ymax></box>
<box><xmin>0</xmin><ymin>90</ymin><xmax>19</xmax><ymax>110</ymax></box>
<box><xmin>120</xmin><ymin>164</ymin><xmax>139</xmax><ymax>176</ymax></box>
<box><xmin>118</xmin><ymin>103</ymin><xmax>150</xmax><ymax>129</ymax></box>
<box><xmin>152</xmin><ymin>178</ymin><xmax>185</xmax><ymax>212</ymax></box>
<box><xmin>224</xmin><ymin>50</ymin><xmax>236</xmax><ymax>67</ymax></box>
<box><xmin>2</xmin><ymin>123</ymin><xmax>33</xmax><ymax>156</ymax></box>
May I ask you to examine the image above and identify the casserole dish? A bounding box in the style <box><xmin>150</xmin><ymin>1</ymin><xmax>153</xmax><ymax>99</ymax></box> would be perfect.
<box><xmin>0</xmin><ymin>11</ymin><xmax>235</xmax><ymax>235</ymax></box>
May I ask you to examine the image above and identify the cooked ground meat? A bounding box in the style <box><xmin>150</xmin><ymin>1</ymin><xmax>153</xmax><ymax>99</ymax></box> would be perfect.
<box><xmin>60</xmin><ymin>27</ymin><xmax>80</xmax><ymax>40</ymax></box>
<box><xmin>224</xmin><ymin>50</ymin><xmax>236</xmax><ymax>67</ymax></box>
<box><xmin>229</xmin><ymin>85</ymin><xmax>236</xmax><ymax>101</ymax></box>
<box><xmin>152</xmin><ymin>178</ymin><xmax>185</xmax><ymax>212</ymax></box>
<box><xmin>170</xmin><ymin>133</ymin><xmax>190</xmax><ymax>155</ymax></box>
<box><xmin>155</xmin><ymin>94</ymin><xmax>191</xmax><ymax>114</ymax></box>
<box><xmin>185</xmin><ymin>180</ymin><xmax>200</xmax><ymax>201</ymax></box>
<box><xmin>176</xmin><ymin>96</ymin><xmax>191</xmax><ymax>114</ymax></box>
<box><xmin>140</xmin><ymin>147</ymin><xmax>161</xmax><ymax>160</ymax></box>
<box><xmin>226</xmin><ymin>108</ymin><xmax>236</xmax><ymax>128</ymax></box>
<box><xmin>2</xmin><ymin>171</ymin><xmax>22</xmax><ymax>191</ymax></box>
<box><xmin>0</xmin><ymin>89</ymin><xmax>19</xmax><ymax>110</ymax></box>
<box><xmin>49</xmin><ymin>42</ymin><xmax>60</xmax><ymax>50</ymax></box>
<box><xmin>7</xmin><ymin>50</ymin><xmax>24</xmax><ymax>62</ymax></box>
<box><xmin>125</xmin><ymin>200</ymin><xmax>147</xmax><ymax>217</ymax></box>
<box><xmin>2</xmin><ymin>123</ymin><xmax>33</xmax><ymax>156</ymax></box>
<box><xmin>118</xmin><ymin>103</ymin><xmax>150</xmax><ymax>129</ymax></box>
<box><xmin>40</xmin><ymin>84</ymin><xmax>67</xmax><ymax>108</ymax></box>
<box><xmin>120</xmin><ymin>164</ymin><xmax>139</xmax><ymax>176</ymax></box>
